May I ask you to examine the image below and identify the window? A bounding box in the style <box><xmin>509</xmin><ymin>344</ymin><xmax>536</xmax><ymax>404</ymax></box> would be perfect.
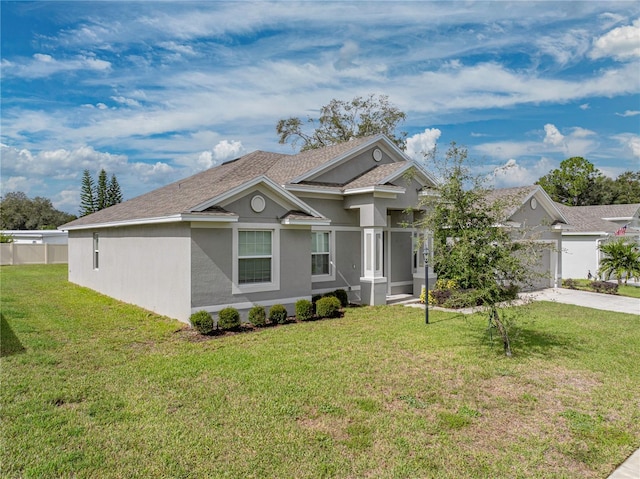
<box><xmin>312</xmin><ymin>232</ymin><xmax>330</xmax><ymax>275</ymax></box>
<box><xmin>238</xmin><ymin>230</ymin><xmax>272</xmax><ymax>284</ymax></box>
<box><xmin>93</xmin><ymin>233</ymin><xmax>99</xmax><ymax>269</ymax></box>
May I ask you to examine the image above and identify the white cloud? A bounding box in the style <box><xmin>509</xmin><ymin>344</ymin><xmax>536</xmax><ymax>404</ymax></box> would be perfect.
<box><xmin>1</xmin><ymin>53</ymin><xmax>111</xmax><ymax>78</ymax></box>
<box><xmin>405</xmin><ymin>128</ymin><xmax>442</xmax><ymax>160</ymax></box>
<box><xmin>111</xmin><ymin>96</ymin><xmax>141</xmax><ymax>107</ymax></box>
<box><xmin>612</xmin><ymin>133</ymin><xmax>640</xmax><ymax>158</ymax></box>
<box><xmin>543</xmin><ymin>124</ymin><xmax>566</xmax><ymax>147</ymax></box>
<box><xmin>52</xmin><ymin>189</ymin><xmax>80</xmax><ymax>213</ymax></box>
<box><xmin>590</xmin><ymin>18</ymin><xmax>640</xmax><ymax>61</ymax></box>
<box><xmin>580</xmin><ymin>103</ymin><xmax>590</xmax><ymax>110</ymax></box>
<box><xmin>616</xmin><ymin>110</ymin><xmax>640</xmax><ymax>117</ymax></box>
<box><xmin>1</xmin><ymin>176</ymin><xmax>33</xmax><ymax>195</ymax></box>
<box><xmin>183</xmin><ymin>140</ymin><xmax>246</xmax><ymax>172</ymax></box>
<box><xmin>491</xmin><ymin>157</ymin><xmax>555</xmax><ymax>188</ymax></box>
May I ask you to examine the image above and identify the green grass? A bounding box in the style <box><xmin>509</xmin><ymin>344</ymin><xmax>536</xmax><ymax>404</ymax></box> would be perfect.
<box><xmin>2</xmin><ymin>265</ymin><xmax>639</xmax><ymax>478</ymax></box>
<box><xmin>564</xmin><ymin>278</ymin><xmax>640</xmax><ymax>298</ymax></box>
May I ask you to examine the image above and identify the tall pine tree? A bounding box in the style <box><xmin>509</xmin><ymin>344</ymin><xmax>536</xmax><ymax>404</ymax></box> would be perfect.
<box><xmin>107</xmin><ymin>174</ymin><xmax>123</xmax><ymax>206</ymax></box>
<box><xmin>80</xmin><ymin>169</ymin><xmax>96</xmax><ymax>216</ymax></box>
<box><xmin>97</xmin><ymin>169</ymin><xmax>108</xmax><ymax>211</ymax></box>
<box><xmin>79</xmin><ymin>169</ymin><xmax>123</xmax><ymax>216</ymax></box>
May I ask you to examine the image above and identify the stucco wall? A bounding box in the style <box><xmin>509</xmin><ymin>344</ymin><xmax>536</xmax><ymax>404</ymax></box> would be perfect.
<box><xmin>190</xmin><ymin>224</ymin><xmax>312</xmax><ymax>317</ymax></box>
<box><xmin>68</xmin><ymin>223</ymin><xmax>192</xmax><ymax>322</ymax></box>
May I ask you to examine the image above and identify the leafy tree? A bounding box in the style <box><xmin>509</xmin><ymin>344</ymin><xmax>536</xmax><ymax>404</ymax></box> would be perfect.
<box><xmin>417</xmin><ymin>143</ymin><xmax>543</xmax><ymax>356</ymax></box>
<box><xmin>80</xmin><ymin>169</ymin><xmax>97</xmax><ymax>216</ymax></box>
<box><xmin>0</xmin><ymin>192</ymin><xmax>76</xmax><ymax>230</ymax></box>
<box><xmin>276</xmin><ymin>94</ymin><xmax>407</xmax><ymax>151</ymax></box>
<box><xmin>612</xmin><ymin>171</ymin><xmax>640</xmax><ymax>204</ymax></box>
<box><xmin>97</xmin><ymin>169</ymin><xmax>108</xmax><ymax>211</ymax></box>
<box><xmin>107</xmin><ymin>174</ymin><xmax>123</xmax><ymax>206</ymax></box>
<box><xmin>536</xmin><ymin>157</ymin><xmax>602</xmax><ymax>206</ymax></box>
<box><xmin>598</xmin><ymin>239</ymin><xmax>640</xmax><ymax>285</ymax></box>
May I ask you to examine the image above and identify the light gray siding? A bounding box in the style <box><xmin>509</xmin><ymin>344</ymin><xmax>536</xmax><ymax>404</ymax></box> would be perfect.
<box><xmin>68</xmin><ymin>223</ymin><xmax>192</xmax><ymax>321</ymax></box>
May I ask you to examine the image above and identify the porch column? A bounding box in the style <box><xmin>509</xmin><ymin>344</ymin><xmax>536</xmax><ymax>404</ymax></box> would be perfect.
<box><xmin>360</xmin><ymin>227</ymin><xmax>387</xmax><ymax>305</ymax></box>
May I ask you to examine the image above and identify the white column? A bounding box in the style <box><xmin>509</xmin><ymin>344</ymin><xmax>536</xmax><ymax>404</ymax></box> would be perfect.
<box><xmin>361</xmin><ymin>227</ymin><xmax>387</xmax><ymax>305</ymax></box>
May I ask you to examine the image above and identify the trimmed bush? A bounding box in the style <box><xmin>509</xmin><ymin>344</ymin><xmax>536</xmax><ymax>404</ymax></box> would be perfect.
<box><xmin>218</xmin><ymin>307</ymin><xmax>240</xmax><ymax>330</ymax></box>
<box><xmin>563</xmin><ymin>278</ymin><xmax>578</xmax><ymax>289</ymax></box>
<box><xmin>190</xmin><ymin>310</ymin><xmax>214</xmax><ymax>335</ymax></box>
<box><xmin>248</xmin><ymin>305</ymin><xmax>266</xmax><ymax>327</ymax></box>
<box><xmin>316</xmin><ymin>296</ymin><xmax>341</xmax><ymax>319</ymax></box>
<box><xmin>295</xmin><ymin>299</ymin><xmax>314</xmax><ymax>321</ymax></box>
<box><xmin>269</xmin><ymin>304</ymin><xmax>288</xmax><ymax>324</ymax></box>
<box><xmin>591</xmin><ymin>281</ymin><xmax>618</xmax><ymax>294</ymax></box>
<box><xmin>333</xmin><ymin>289</ymin><xmax>349</xmax><ymax>307</ymax></box>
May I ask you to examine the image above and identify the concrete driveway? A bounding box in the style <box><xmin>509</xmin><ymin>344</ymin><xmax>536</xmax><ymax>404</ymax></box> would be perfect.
<box><xmin>520</xmin><ymin>288</ymin><xmax>640</xmax><ymax>316</ymax></box>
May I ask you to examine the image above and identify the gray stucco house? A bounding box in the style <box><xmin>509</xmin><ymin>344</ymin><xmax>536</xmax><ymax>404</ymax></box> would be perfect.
<box><xmin>485</xmin><ymin>185</ymin><xmax>568</xmax><ymax>289</ymax></box>
<box><xmin>61</xmin><ymin>135</ymin><xmax>440</xmax><ymax>323</ymax></box>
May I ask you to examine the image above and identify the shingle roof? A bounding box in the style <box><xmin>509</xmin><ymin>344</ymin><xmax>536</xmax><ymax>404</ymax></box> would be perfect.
<box><xmin>61</xmin><ymin>135</ymin><xmax>404</xmax><ymax>229</ymax></box>
<box><xmin>555</xmin><ymin>203</ymin><xmax>640</xmax><ymax>233</ymax></box>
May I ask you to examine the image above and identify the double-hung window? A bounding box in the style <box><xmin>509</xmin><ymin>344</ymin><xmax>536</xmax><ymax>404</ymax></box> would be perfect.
<box><xmin>238</xmin><ymin>230</ymin><xmax>272</xmax><ymax>284</ymax></box>
<box><xmin>311</xmin><ymin>231</ymin><xmax>330</xmax><ymax>276</ymax></box>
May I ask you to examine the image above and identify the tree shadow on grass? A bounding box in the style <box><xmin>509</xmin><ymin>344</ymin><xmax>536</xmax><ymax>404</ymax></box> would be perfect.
<box><xmin>1</xmin><ymin>313</ymin><xmax>25</xmax><ymax>357</ymax></box>
<box><xmin>490</xmin><ymin>326</ymin><xmax>582</xmax><ymax>359</ymax></box>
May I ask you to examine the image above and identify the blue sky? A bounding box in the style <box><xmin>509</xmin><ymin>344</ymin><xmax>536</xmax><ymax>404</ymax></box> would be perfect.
<box><xmin>1</xmin><ymin>1</ymin><xmax>639</xmax><ymax>214</ymax></box>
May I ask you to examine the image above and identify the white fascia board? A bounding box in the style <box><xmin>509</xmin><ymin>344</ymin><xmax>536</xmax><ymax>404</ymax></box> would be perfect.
<box><xmin>343</xmin><ymin>185</ymin><xmax>404</xmax><ymax>196</ymax></box>
<box><xmin>62</xmin><ymin>213</ymin><xmax>238</xmax><ymax>231</ymax></box>
<box><xmin>562</xmin><ymin>231</ymin><xmax>609</xmax><ymax>236</ymax></box>
<box><xmin>283</xmin><ymin>184</ymin><xmax>344</xmax><ymax>196</ymax></box>
<box><xmin>191</xmin><ymin>175</ymin><xmax>326</xmax><ymax>220</ymax></box>
<box><xmin>281</xmin><ymin>218</ymin><xmax>332</xmax><ymax>226</ymax></box>
<box><xmin>601</xmin><ymin>216</ymin><xmax>633</xmax><ymax>221</ymax></box>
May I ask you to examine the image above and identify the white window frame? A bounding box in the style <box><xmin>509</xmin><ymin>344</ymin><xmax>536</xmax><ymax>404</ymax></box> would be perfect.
<box><xmin>311</xmin><ymin>229</ymin><xmax>335</xmax><ymax>282</ymax></box>
<box><xmin>93</xmin><ymin>233</ymin><xmax>99</xmax><ymax>270</ymax></box>
<box><xmin>232</xmin><ymin>225</ymin><xmax>280</xmax><ymax>294</ymax></box>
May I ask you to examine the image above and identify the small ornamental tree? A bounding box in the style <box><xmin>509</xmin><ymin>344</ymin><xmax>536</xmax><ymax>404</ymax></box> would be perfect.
<box><xmin>416</xmin><ymin>142</ymin><xmax>543</xmax><ymax>357</ymax></box>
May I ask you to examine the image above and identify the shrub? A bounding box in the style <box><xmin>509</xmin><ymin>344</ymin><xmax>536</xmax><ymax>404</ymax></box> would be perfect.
<box><xmin>316</xmin><ymin>296</ymin><xmax>341</xmax><ymax>318</ymax></box>
<box><xmin>248</xmin><ymin>305</ymin><xmax>266</xmax><ymax>327</ymax></box>
<box><xmin>269</xmin><ymin>304</ymin><xmax>288</xmax><ymax>324</ymax></box>
<box><xmin>430</xmin><ymin>288</ymin><xmax>452</xmax><ymax>306</ymax></box>
<box><xmin>563</xmin><ymin>278</ymin><xmax>578</xmax><ymax>289</ymax></box>
<box><xmin>295</xmin><ymin>299</ymin><xmax>314</xmax><ymax>321</ymax></box>
<box><xmin>333</xmin><ymin>289</ymin><xmax>349</xmax><ymax>307</ymax></box>
<box><xmin>190</xmin><ymin>310</ymin><xmax>214</xmax><ymax>335</ymax></box>
<box><xmin>591</xmin><ymin>281</ymin><xmax>618</xmax><ymax>295</ymax></box>
<box><xmin>218</xmin><ymin>307</ymin><xmax>240</xmax><ymax>330</ymax></box>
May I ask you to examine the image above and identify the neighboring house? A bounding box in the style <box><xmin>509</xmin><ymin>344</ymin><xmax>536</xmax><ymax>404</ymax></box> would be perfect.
<box><xmin>1</xmin><ymin>230</ymin><xmax>68</xmax><ymax>244</ymax></box>
<box><xmin>485</xmin><ymin>185</ymin><xmax>568</xmax><ymax>289</ymax></box>
<box><xmin>60</xmin><ymin>135</ymin><xmax>440</xmax><ymax>323</ymax></box>
<box><xmin>555</xmin><ymin>203</ymin><xmax>640</xmax><ymax>280</ymax></box>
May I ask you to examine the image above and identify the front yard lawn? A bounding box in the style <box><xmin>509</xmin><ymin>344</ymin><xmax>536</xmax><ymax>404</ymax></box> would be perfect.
<box><xmin>2</xmin><ymin>265</ymin><xmax>639</xmax><ymax>478</ymax></box>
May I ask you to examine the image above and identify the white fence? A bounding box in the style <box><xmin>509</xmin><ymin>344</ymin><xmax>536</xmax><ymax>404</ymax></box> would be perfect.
<box><xmin>0</xmin><ymin>243</ymin><xmax>68</xmax><ymax>265</ymax></box>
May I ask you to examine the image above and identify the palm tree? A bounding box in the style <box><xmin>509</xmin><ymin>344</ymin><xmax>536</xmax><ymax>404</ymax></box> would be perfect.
<box><xmin>598</xmin><ymin>238</ymin><xmax>640</xmax><ymax>285</ymax></box>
